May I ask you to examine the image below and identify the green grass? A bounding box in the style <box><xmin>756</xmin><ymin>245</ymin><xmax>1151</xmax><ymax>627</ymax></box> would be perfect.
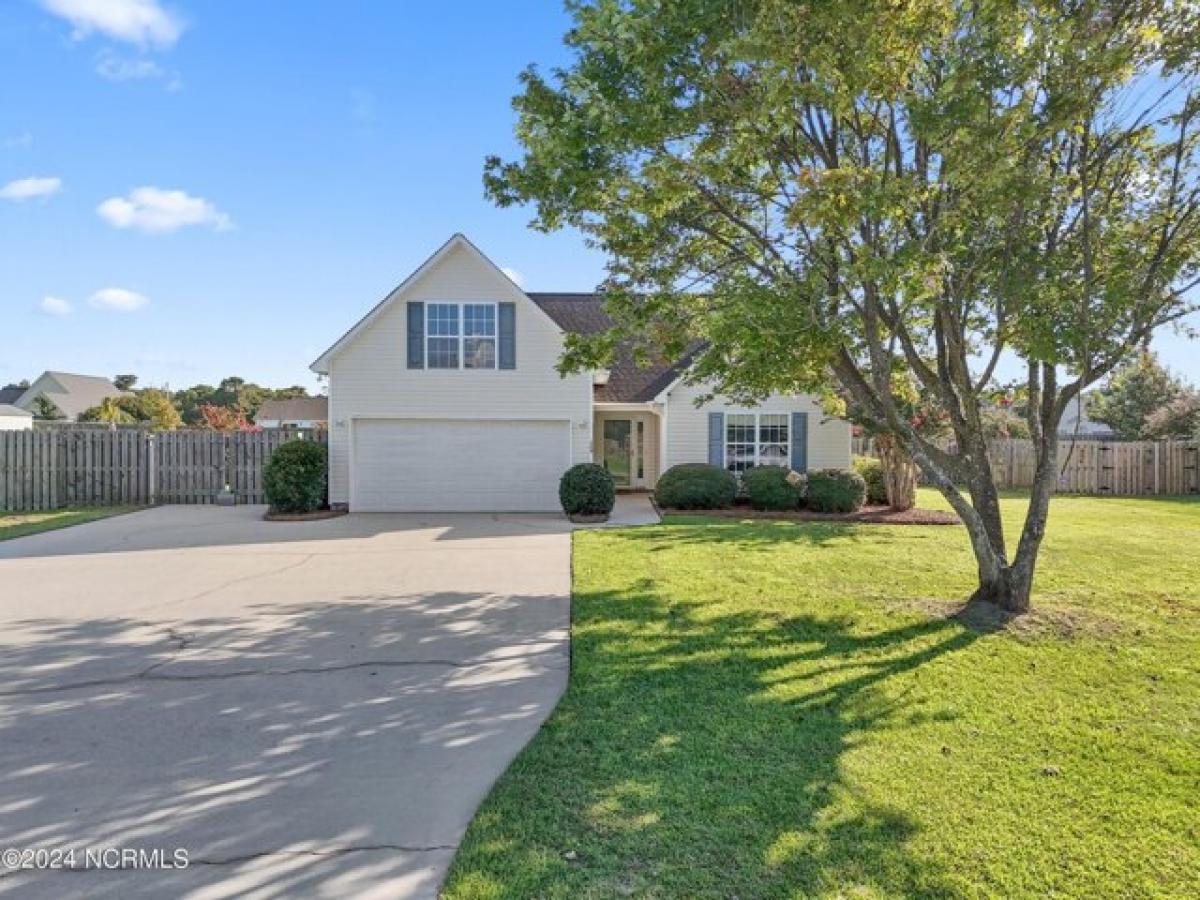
<box><xmin>0</xmin><ymin>506</ymin><xmax>139</xmax><ymax>541</ymax></box>
<box><xmin>445</xmin><ymin>491</ymin><xmax>1200</xmax><ymax>899</ymax></box>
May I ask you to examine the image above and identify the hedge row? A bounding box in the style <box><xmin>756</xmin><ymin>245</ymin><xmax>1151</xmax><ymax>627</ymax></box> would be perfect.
<box><xmin>652</xmin><ymin>463</ymin><xmax>868</xmax><ymax>513</ymax></box>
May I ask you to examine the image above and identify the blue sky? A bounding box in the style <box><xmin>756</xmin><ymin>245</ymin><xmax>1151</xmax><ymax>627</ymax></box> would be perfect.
<box><xmin>0</xmin><ymin>0</ymin><xmax>608</xmax><ymax>392</ymax></box>
<box><xmin>1</xmin><ymin>0</ymin><xmax>1196</xmax><ymax>394</ymax></box>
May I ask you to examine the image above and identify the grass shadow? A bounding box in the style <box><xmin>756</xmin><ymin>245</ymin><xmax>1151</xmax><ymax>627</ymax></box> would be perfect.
<box><xmin>447</xmin><ymin>561</ymin><xmax>984</xmax><ymax>898</ymax></box>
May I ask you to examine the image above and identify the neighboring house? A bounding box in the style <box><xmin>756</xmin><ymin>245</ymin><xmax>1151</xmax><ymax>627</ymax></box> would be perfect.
<box><xmin>1058</xmin><ymin>393</ymin><xmax>1118</xmax><ymax>440</ymax></box>
<box><xmin>255</xmin><ymin>397</ymin><xmax>328</xmax><ymax>429</ymax></box>
<box><xmin>0</xmin><ymin>405</ymin><xmax>34</xmax><ymax>431</ymax></box>
<box><xmin>15</xmin><ymin>371</ymin><xmax>130</xmax><ymax>422</ymax></box>
<box><xmin>0</xmin><ymin>384</ymin><xmax>27</xmax><ymax>406</ymax></box>
<box><xmin>310</xmin><ymin>234</ymin><xmax>851</xmax><ymax>512</ymax></box>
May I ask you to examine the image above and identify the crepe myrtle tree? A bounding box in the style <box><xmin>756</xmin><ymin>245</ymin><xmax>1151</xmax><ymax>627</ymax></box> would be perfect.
<box><xmin>836</xmin><ymin>371</ymin><xmax>950</xmax><ymax>512</ymax></box>
<box><xmin>485</xmin><ymin>0</ymin><xmax>1200</xmax><ymax>612</ymax></box>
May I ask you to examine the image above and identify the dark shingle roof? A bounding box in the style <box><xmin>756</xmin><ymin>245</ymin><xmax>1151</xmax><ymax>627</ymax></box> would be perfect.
<box><xmin>0</xmin><ymin>385</ymin><xmax>26</xmax><ymax>405</ymax></box>
<box><xmin>528</xmin><ymin>292</ymin><xmax>691</xmax><ymax>403</ymax></box>
<box><xmin>526</xmin><ymin>293</ymin><xmax>613</xmax><ymax>335</ymax></box>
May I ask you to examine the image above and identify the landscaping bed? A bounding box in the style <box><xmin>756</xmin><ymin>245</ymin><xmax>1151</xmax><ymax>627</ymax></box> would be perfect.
<box><xmin>262</xmin><ymin>508</ymin><xmax>347</xmax><ymax>522</ymax></box>
<box><xmin>659</xmin><ymin>500</ymin><xmax>959</xmax><ymax>525</ymax></box>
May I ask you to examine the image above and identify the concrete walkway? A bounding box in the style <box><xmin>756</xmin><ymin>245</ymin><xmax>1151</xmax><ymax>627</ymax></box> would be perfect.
<box><xmin>0</xmin><ymin>506</ymin><xmax>571</xmax><ymax>899</ymax></box>
<box><xmin>575</xmin><ymin>493</ymin><xmax>661</xmax><ymax>529</ymax></box>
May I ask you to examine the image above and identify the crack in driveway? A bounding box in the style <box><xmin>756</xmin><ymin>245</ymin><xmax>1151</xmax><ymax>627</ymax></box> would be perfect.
<box><xmin>0</xmin><ymin>647</ymin><xmax>567</xmax><ymax>698</ymax></box>
<box><xmin>0</xmin><ymin>505</ymin><xmax>571</xmax><ymax>898</ymax></box>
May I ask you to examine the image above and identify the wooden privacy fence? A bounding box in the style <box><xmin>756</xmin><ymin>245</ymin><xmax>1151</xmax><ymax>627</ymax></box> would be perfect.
<box><xmin>0</xmin><ymin>428</ymin><xmax>326</xmax><ymax>512</ymax></box>
<box><xmin>852</xmin><ymin>436</ymin><xmax>1200</xmax><ymax>496</ymax></box>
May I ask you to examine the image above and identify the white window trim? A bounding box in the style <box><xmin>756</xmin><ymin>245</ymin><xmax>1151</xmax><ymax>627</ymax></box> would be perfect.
<box><xmin>725</xmin><ymin>412</ymin><xmax>791</xmax><ymax>469</ymax></box>
<box><xmin>425</xmin><ymin>301</ymin><xmax>499</xmax><ymax>370</ymax></box>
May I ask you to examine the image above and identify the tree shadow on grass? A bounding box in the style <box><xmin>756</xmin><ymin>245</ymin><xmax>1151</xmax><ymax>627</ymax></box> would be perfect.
<box><xmin>615</xmin><ymin>517</ymin><xmax>874</xmax><ymax>552</ymax></box>
<box><xmin>448</xmin><ymin>571</ymin><xmax>987</xmax><ymax>898</ymax></box>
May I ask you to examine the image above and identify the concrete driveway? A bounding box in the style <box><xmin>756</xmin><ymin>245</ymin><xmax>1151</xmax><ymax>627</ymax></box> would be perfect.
<box><xmin>0</xmin><ymin>506</ymin><xmax>571</xmax><ymax>899</ymax></box>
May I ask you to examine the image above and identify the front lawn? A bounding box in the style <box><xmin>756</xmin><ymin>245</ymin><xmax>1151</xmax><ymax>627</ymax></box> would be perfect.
<box><xmin>0</xmin><ymin>507</ymin><xmax>138</xmax><ymax>541</ymax></box>
<box><xmin>445</xmin><ymin>491</ymin><xmax>1200</xmax><ymax>898</ymax></box>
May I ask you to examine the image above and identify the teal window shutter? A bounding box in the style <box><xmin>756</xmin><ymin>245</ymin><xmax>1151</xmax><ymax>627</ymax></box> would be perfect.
<box><xmin>708</xmin><ymin>412</ymin><xmax>724</xmax><ymax>467</ymax></box>
<box><xmin>407</xmin><ymin>302</ymin><xmax>424</xmax><ymax>369</ymax></box>
<box><xmin>791</xmin><ymin>412</ymin><xmax>809</xmax><ymax>471</ymax></box>
<box><xmin>498</xmin><ymin>302</ymin><xmax>516</xmax><ymax>369</ymax></box>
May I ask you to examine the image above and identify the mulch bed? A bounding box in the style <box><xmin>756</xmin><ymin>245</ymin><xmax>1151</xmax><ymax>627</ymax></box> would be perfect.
<box><xmin>659</xmin><ymin>502</ymin><xmax>960</xmax><ymax>525</ymax></box>
<box><xmin>569</xmin><ymin>513</ymin><xmax>610</xmax><ymax>524</ymax></box>
<box><xmin>262</xmin><ymin>508</ymin><xmax>348</xmax><ymax>522</ymax></box>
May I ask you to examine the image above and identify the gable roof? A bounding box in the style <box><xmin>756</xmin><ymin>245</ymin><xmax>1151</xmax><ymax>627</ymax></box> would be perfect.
<box><xmin>308</xmin><ymin>235</ymin><xmax>696</xmax><ymax>402</ymax></box>
<box><xmin>527</xmin><ymin>293</ymin><xmax>696</xmax><ymax>403</ymax></box>
<box><xmin>1058</xmin><ymin>393</ymin><xmax>1117</xmax><ymax>438</ymax></box>
<box><xmin>256</xmin><ymin>396</ymin><xmax>329</xmax><ymax>423</ymax></box>
<box><xmin>17</xmin><ymin>371</ymin><xmax>130</xmax><ymax>420</ymax></box>
<box><xmin>309</xmin><ymin>233</ymin><xmax>562</xmax><ymax>374</ymax></box>
<box><xmin>0</xmin><ymin>404</ymin><xmax>33</xmax><ymax>418</ymax></box>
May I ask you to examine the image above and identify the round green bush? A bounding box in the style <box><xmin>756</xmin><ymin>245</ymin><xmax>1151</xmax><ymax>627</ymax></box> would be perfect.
<box><xmin>853</xmin><ymin>455</ymin><xmax>888</xmax><ymax>505</ymax></box>
<box><xmin>264</xmin><ymin>439</ymin><xmax>328</xmax><ymax>513</ymax></box>
<box><xmin>654</xmin><ymin>463</ymin><xmax>737</xmax><ymax>509</ymax></box>
<box><xmin>742</xmin><ymin>465</ymin><xmax>801</xmax><ymax>511</ymax></box>
<box><xmin>806</xmin><ymin>468</ymin><xmax>867</xmax><ymax>513</ymax></box>
<box><xmin>559</xmin><ymin>463</ymin><xmax>616</xmax><ymax>516</ymax></box>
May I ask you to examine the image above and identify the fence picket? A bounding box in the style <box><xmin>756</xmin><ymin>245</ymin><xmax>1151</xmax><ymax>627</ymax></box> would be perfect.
<box><xmin>854</xmin><ymin>435</ymin><xmax>1200</xmax><ymax>496</ymax></box>
<box><xmin>0</xmin><ymin>428</ymin><xmax>327</xmax><ymax>511</ymax></box>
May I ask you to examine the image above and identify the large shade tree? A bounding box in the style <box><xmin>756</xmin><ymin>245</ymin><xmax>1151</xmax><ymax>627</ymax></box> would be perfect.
<box><xmin>486</xmin><ymin>0</ymin><xmax>1200</xmax><ymax>612</ymax></box>
<box><xmin>1088</xmin><ymin>349</ymin><xmax>1192</xmax><ymax>438</ymax></box>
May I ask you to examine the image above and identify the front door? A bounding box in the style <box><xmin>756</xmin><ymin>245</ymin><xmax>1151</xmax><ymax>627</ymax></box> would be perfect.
<box><xmin>602</xmin><ymin>419</ymin><xmax>633</xmax><ymax>487</ymax></box>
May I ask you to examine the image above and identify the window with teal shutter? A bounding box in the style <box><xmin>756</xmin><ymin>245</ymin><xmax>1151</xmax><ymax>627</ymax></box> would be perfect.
<box><xmin>498</xmin><ymin>302</ymin><xmax>516</xmax><ymax>369</ymax></box>
<box><xmin>407</xmin><ymin>302</ymin><xmax>424</xmax><ymax>369</ymax></box>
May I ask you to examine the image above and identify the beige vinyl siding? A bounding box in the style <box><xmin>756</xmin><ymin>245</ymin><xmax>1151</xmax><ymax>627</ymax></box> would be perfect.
<box><xmin>325</xmin><ymin>242</ymin><xmax>593</xmax><ymax>505</ymax></box>
<box><xmin>664</xmin><ymin>380</ymin><xmax>851</xmax><ymax>472</ymax></box>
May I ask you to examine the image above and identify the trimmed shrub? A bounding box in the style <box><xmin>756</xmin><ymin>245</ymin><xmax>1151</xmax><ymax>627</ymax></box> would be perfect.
<box><xmin>853</xmin><ymin>455</ymin><xmax>888</xmax><ymax>505</ymax></box>
<box><xmin>654</xmin><ymin>463</ymin><xmax>737</xmax><ymax>509</ymax></box>
<box><xmin>807</xmin><ymin>468</ymin><xmax>867</xmax><ymax>513</ymax></box>
<box><xmin>559</xmin><ymin>463</ymin><xmax>616</xmax><ymax>516</ymax></box>
<box><xmin>742</xmin><ymin>465</ymin><xmax>801</xmax><ymax>511</ymax></box>
<box><xmin>264</xmin><ymin>439</ymin><xmax>328</xmax><ymax>513</ymax></box>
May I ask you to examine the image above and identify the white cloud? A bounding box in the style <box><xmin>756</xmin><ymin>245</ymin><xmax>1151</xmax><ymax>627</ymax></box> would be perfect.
<box><xmin>94</xmin><ymin>51</ymin><xmax>182</xmax><ymax>88</ymax></box>
<box><xmin>0</xmin><ymin>176</ymin><xmax>62</xmax><ymax>201</ymax></box>
<box><xmin>40</xmin><ymin>295</ymin><xmax>72</xmax><ymax>316</ymax></box>
<box><xmin>0</xmin><ymin>175</ymin><xmax>62</xmax><ymax>201</ymax></box>
<box><xmin>90</xmin><ymin>287</ymin><xmax>149</xmax><ymax>312</ymax></box>
<box><xmin>40</xmin><ymin>0</ymin><xmax>185</xmax><ymax>49</ymax></box>
<box><xmin>96</xmin><ymin>54</ymin><xmax>162</xmax><ymax>80</ymax></box>
<box><xmin>96</xmin><ymin>187</ymin><xmax>232</xmax><ymax>233</ymax></box>
<box><xmin>501</xmin><ymin>267</ymin><xmax>525</xmax><ymax>287</ymax></box>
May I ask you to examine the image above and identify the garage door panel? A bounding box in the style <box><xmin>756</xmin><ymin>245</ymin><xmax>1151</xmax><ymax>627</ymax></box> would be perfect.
<box><xmin>353</xmin><ymin>419</ymin><xmax>568</xmax><ymax>512</ymax></box>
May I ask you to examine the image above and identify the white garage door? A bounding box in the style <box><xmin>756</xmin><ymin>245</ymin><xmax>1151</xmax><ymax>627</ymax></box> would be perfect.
<box><xmin>352</xmin><ymin>418</ymin><xmax>570</xmax><ymax>512</ymax></box>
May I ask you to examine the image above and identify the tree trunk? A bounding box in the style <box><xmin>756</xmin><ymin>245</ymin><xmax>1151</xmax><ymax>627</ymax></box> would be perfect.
<box><xmin>1000</xmin><ymin>424</ymin><xmax>1061</xmax><ymax>614</ymax></box>
<box><xmin>876</xmin><ymin>434</ymin><xmax>917</xmax><ymax>511</ymax></box>
<box><xmin>905</xmin><ymin>442</ymin><xmax>1037</xmax><ymax>614</ymax></box>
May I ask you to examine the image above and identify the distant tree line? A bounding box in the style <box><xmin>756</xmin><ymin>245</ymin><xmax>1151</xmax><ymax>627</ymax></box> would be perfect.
<box><xmin>77</xmin><ymin>375</ymin><xmax>315</xmax><ymax>431</ymax></box>
<box><xmin>1086</xmin><ymin>352</ymin><xmax>1200</xmax><ymax>441</ymax></box>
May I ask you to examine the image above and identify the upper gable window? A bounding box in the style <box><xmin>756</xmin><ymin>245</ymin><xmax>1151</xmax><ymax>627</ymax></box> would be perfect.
<box><xmin>427</xmin><ymin>304</ymin><xmax>460</xmax><ymax>368</ymax></box>
<box><xmin>426</xmin><ymin>302</ymin><xmax>497</xmax><ymax>370</ymax></box>
<box><xmin>463</xmin><ymin>304</ymin><xmax>496</xmax><ymax>369</ymax></box>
